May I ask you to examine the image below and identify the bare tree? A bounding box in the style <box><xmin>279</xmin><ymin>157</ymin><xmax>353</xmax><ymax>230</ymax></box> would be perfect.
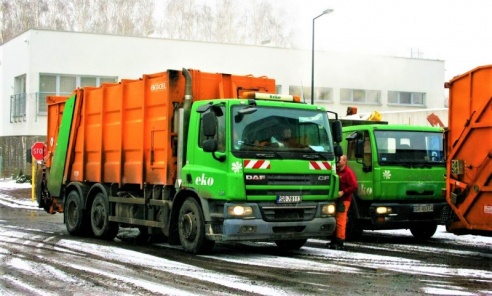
<box><xmin>161</xmin><ymin>0</ymin><xmax>199</xmax><ymax>40</ymax></box>
<box><xmin>245</xmin><ymin>0</ymin><xmax>294</xmax><ymax>47</ymax></box>
<box><xmin>1</xmin><ymin>0</ymin><xmax>293</xmax><ymax>47</ymax></box>
<box><xmin>213</xmin><ymin>0</ymin><xmax>243</xmax><ymax>44</ymax></box>
<box><xmin>1</xmin><ymin>0</ymin><xmax>48</xmax><ymax>43</ymax></box>
<box><xmin>157</xmin><ymin>0</ymin><xmax>294</xmax><ymax>47</ymax></box>
<box><xmin>0</xmin><ymin>0</ymin><xmax>155</xmax><ymax>44</ymax></box>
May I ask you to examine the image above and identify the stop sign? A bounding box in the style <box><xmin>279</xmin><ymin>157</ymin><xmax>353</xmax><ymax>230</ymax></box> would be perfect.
<box><xmin>31</xmin><ymin>142</ymin><xmax>47</xmax><ymax>161</ymax></box>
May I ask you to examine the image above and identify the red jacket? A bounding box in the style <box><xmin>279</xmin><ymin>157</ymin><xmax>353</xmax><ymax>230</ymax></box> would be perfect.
<box><xmin>337</xmin><ymin>165</ymin><xmax>358</xmax><ymax>202</ymax></box>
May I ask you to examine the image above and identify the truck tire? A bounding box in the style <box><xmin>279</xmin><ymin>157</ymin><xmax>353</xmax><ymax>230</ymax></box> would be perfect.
<box><xmin>65</xmin><ymin>190</ymin><xmax>89</xmax><ymax>236</ymax></box>
<box><xmin>275</xmin><ymin>239</ymin><xmax>307</xmax><ymax>250</ymax></box>
<box><xmin>410</xmin><ymin>223</ymin><xmax>438</xmax><ymax>240</ymax></box>
<box><xmin>90</xmin><ymin>192</ymin><xmax>119</xmax><ymax>240</ymax></box>
<box><xmin>178</xmin><ymin>197</ymin><xmax>215</xmax><ymax>254</ymax></box>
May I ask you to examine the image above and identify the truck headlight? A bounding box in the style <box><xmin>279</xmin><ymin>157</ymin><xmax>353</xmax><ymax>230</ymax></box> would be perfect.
<box><xmin>376</xmin><ymin>206</ymin><xmax>392</xmax><ymax>214</ymax></box>
<box><xmin>227</xmin><ymin>205</ymin><xmax>253</xmax><ymax>217</ymax></box>
<box><xmin>322</xmin><ymin>204</ymin><xmax>336</xmax><ymax>215</ymax></box>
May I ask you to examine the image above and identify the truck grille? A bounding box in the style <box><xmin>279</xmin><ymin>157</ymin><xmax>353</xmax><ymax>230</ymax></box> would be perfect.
<box><xmin>259</xmin><ymin>203</ymin><xmax>317</xmax><ymax>222</ymax></box>
<box><xmin>244</xmin><ymin>173</ymin><xmax>330</xmax><ymax>196</ymax></box>
<box><xmin>246</xmin><ymin>189</ymin><xmax>328</xmax><ymax>195</ymax></box>
<box><xmin>244</xmin><ymin>174</ymin><xmax>330</xmax><ymax>186</ymax></box>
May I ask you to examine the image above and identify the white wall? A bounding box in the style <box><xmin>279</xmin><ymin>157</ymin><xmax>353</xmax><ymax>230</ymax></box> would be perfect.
<box><xmin>0</xmin><ymin>31</ymin><xmax>32</xmax><ymax>136</ymax></box>
<box><xmin>1</xmin><ymin>29</ymin><xmax>446</xmax><ymax>138</ymax></box>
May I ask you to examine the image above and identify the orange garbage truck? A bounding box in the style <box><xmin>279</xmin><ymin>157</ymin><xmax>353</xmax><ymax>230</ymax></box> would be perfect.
<box><xmin>36</xmin><ymin>68</ymin><xmax>344</xmax><ymax>253</ymax></box>
<box><xmin>443</xmin><ymin>64</ymin><xmax>492</xmax><ymax>236</ymax></box>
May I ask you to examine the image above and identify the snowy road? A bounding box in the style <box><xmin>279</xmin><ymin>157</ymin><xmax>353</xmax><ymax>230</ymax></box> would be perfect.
<box><xmin>0</xmin><ymin>180</ymin><xmax>491</xmax><ymax>295</ymax></box>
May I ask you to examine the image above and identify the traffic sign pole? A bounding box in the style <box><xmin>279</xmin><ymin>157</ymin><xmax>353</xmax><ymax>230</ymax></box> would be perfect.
<box><xmin>32</xmin><ymin>156</ymin><xmax>35</xmax><ymax>202</ymax></box>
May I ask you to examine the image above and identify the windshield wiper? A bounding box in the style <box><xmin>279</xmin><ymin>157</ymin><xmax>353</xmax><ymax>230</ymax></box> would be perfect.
<box><xmin>302</xmin><ymin>154</ymin><xmax>321</xmax><ymax>160</ymax></box>
<box><xmin>255</xmin><ymin>152</ymin><xmax>282</xmax><ymax>159</ymax></box>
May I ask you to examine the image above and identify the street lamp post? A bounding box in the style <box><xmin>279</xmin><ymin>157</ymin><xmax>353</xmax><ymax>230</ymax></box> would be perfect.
<box><xmin>311</xmin><ymin>9</ymin><xmax>334</xmax><ymax>105</ymax></box>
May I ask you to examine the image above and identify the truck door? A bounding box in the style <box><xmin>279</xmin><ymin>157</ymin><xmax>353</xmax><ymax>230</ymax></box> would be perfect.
<box><xmin>187</xmin><ymin>106</ymin><xmax>230</xmax><ymax>199</ymax></box>
<box><xmin>346</xmin><ymin>130</ymin><xmax>374</xmax><ymax>199</ymax></box>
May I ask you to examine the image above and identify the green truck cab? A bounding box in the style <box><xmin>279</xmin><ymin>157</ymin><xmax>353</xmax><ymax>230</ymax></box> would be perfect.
<box><xmin>340</xmin><ymin>123</ymin><xmax>447</xmax><ymax>239</ymax></box>
<box><xmin>186</xmin><ymin>95</ymin><xmax>343</xmax><ymax>250</ymax></box>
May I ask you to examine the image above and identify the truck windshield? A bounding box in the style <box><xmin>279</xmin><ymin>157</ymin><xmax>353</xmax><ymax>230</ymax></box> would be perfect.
<box><xmin>374</xmin><ymin>130</ymin><xmax>444</xmax><ymax>166</ymax></box>
<box><xmin>231</xmin><ymin>106</ymin><xmax>335</xmax><ymax>160</ymax></box>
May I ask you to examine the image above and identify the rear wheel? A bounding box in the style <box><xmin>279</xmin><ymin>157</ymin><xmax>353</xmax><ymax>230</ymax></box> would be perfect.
<box><xmin>178</xmin><ymin>197</ymin><xmax>215</xmax><ymax>254</ymax></box>
<box><xmin>91</xmin><ymin>192</ymin><xmax>118</xmax><ymax>240</ymax></box>
<box><xmin>34</xmin><ymin>168</ymin><xmax>45</xmax><ymax>208</ymax></box>
<box><xmin>410</xmin><ymin>223</ymin><xmax>438</xmax><ymax>240</ymax></box>
<box><xmin>275</xmin><ymin>239</ymin><xmax>307</xmax><ymax>250</ymax></box>
<box><xmin>65</xmin><ymin>190</ymin><xmax>89</xmax><ymax>236</ymax></box>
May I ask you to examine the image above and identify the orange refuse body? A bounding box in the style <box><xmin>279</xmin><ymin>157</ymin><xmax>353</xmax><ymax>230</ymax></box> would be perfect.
<box><xmin>445</xmin><ymin>64</ymin><xmax>492</xmax><ymax>235</ymax></box>
<box><xmin>46</xmin><ymin>69</ymin><xmax>275</xmax><ymax>189</ymax></box>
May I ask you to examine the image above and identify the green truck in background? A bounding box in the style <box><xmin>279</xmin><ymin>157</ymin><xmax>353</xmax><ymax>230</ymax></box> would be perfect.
<box><xmin>340</xmin><ymin>123</ymin><xmax>447</xmax><ymax>239</ymax></box>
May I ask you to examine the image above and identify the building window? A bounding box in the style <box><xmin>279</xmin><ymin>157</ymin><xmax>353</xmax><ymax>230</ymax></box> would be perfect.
<box><xmin>289</xmin><ymin>86</ymin><xmax>333</xmax><ymax>103</ymax></box>
<box><xmin>341</xmin><ymin>88</ymin><xmax>381</xmax><ymax>104</ymax></box>
<box><xmin>315</xmin><ymin>87</ymin><xmax>333</xmax><ymax>102</ymax></box>
<box><xmin>81</xmin><ymin>77</ymin><xmax>97</xmax><ymax>87</ymax></box>
<box><xmin>10</xmin><ymin>94</ymin><xmax>27</xmax><ymax>122</ymax></box>
<box><xmin>10</xmin><ymin>75</ymin><xmax>27</xmax><ymax>122</ymax></box>
<box><xmin>38</xmin><ymin>74</ymin><xmax>118</xmax><ymax>115</ymax></box>
<box><xmin>289</xmin><ymin>85</ymin><xmax>307</xmax><ymax>101</ymax></box>
<box><xmin>388</xmin><ymin>91</ymin><xmax>426</xmax><ymax>106</ymax></box>
<box><xmin>100</xmin><ymin>77</ymin><xmax>117</xmax><ymax>84</ymax></box>
<box><xmin>60</xmin><ymin>76</ymin><xmax>76</xmax><ymax>94</ymax></box>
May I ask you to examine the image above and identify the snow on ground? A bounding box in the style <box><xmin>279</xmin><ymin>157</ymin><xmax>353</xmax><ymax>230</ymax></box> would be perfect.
<box><xmin>1</xmin><ymin>176</ymin><xmax>491</xmax><ymax>252</ymax></box>
<box><xmin>1</xmin><ymin>177</ymin><xmax>491</xmax><ymax>295</ymax></box>
<box><xmin>1</xmin><ymin>177</ymin><xmax>492</xmax><ymax>251</ymax></box>
<box><xmin>0</xmin><ymin>178</ymin><xmax>39</xmax><ymax>210</ymax></box>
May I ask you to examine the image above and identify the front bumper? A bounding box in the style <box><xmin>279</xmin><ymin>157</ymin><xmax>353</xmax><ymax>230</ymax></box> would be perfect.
<box><xmin>212</xmin><ymin>217</ymin><xmax>335</xmax><ymax>241</ymax></box>
<box><xmin>205</xmin><ymin>201</ymin><xmax>336</xmax><ymax>241</ymax></box>
<box><xmin>368</xmin><ymin>202</ymin><xmax>448</xmax><ymax>229</ymax></box>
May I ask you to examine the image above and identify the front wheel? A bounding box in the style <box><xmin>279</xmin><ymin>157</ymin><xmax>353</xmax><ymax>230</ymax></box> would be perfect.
<box><xmin>178</xmin><ymin>197</ymin><xmax>215</xmax><ymax>254</ymax></box>
<box><xmin>91</xmin><ymin>192</ymin><xmax>118</xmax><ymax>240</ymax></box>
<box><xmin>275</xmin><ymin>239</ymin><xmax>307</xmax><ymax>250</ymax></box>
<box><xmin>410</xmin><ymin>223</ymin><xmax>438</xmax><ymax>240</ymax></box>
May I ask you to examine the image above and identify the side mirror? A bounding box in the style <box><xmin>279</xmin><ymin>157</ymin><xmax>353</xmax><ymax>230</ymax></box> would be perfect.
<box><xmin>202</xmin><ymin>112</ymin><xmax>217</xmax><ymax>137</ymax></box>
<box><xmin>203</xmin><ymin>139</ymin><xmax>226</xmax><ymax>162</ymax></box>
<box><xmin>203</xmin><ymin>139</ymin><xmax>217</xmax><ymax>152</ymax></box>
<box><xmin>334</xmin><ymin>145</ymin><xmax>343</xmax><ymax>157</ymax></box>
<box><xmin>331</xmin><ymin>120</ymin><xmax>342</xmax><ymax>143</ymax></box>
<box><xmin>355</xmin><ymin>139</ymin><xmax>364</xmax><ymax>158</ymax></box>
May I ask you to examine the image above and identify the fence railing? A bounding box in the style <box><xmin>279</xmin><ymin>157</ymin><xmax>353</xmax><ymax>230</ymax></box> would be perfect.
<box><xmin>10</xmin><ymin>93</ymin><xmax>26</xmax><ymax>122</ymax></box>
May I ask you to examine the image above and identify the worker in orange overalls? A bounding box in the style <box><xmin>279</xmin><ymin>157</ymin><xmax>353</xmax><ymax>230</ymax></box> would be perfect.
<box><xmin>328</xmin><ymin>155</ymin><xmax>358</xmax><ymax>250</ymax></box>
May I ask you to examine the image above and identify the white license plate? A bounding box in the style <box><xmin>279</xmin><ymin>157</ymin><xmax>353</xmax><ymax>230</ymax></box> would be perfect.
<box><xmin>277</xmin><ymin>195</ymin><xmax>302</xmax><ymax>203</ymax></box>
<box><xmin>413</xmin><ymin>204</ymin><xmax>434</xmax><ymax>213</ymax></box>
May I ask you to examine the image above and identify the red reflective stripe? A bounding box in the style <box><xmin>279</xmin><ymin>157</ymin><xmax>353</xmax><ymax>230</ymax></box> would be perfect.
<box><xmin>244</xmin><ymin>159</ymin><xmax>270</xmax><ymax>169</ymax></box>
<box><xmin>321</xmin><ymin>161</ymin><xmax>332</xmax><ymax>170</ymax></box>
<box><xmin>310</xmin><ymin>161</ymin><xmax>321</xmax><ymax>170</ymax></box>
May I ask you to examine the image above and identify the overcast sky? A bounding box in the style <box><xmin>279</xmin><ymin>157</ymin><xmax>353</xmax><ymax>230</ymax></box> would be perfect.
<box><xmin>283</xmin><ymin>0</ymin><xmax>492</xmax><ymax>81</ymax></box>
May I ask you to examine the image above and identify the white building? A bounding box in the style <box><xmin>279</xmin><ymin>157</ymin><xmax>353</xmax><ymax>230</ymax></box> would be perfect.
<box><xmin>0</xmin><ymin>29</ymin><xmax>447</xmax><ymax>177</ymax></box>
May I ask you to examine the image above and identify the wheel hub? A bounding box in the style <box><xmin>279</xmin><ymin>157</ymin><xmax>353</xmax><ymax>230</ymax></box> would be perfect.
<box><xmin>92</xmin><ymin>205</ymin><xmax>105</xmax><ymax>228</ymax></box>
<box><xmin>180</xmin><ymin>212</ymin><xmax>197</xmax><ymax>240</ymax></box>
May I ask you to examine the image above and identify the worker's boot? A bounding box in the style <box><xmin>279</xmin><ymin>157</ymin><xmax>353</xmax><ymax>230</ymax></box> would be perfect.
<box><xmin>327</xmin><ymin>238</ymin><xmax>345</xmax><ymax>250</ymax></box>
<box><xmin>336</xmin><ymin>240</ymin><xmax>346</xmax><ymax>250</ymax></box>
